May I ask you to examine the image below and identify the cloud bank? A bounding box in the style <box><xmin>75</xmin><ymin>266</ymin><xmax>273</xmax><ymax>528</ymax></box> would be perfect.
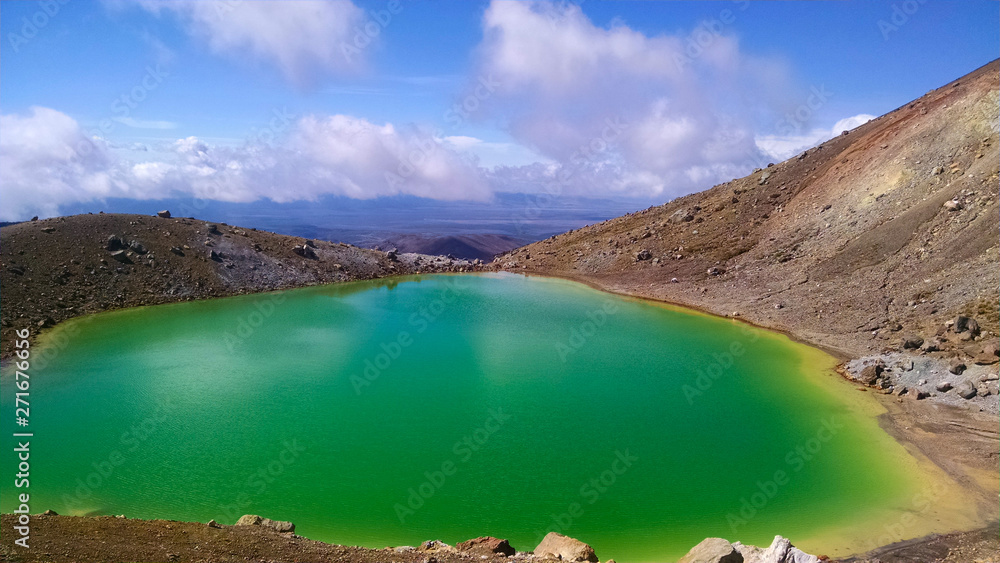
<box><xmin>0</xmin><ymin>107</ymin><xmax>489</xmax><ymax>221</ymax></box>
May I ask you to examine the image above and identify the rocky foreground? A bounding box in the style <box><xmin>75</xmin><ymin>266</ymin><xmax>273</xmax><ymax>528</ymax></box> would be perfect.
<box><xmin>8</xmin><ymin>512</ymin><xmax>997</xmax><ymax>563</ymax></box>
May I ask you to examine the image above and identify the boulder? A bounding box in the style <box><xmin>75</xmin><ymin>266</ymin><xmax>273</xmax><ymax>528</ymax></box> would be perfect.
<box><xmin>106</xmin><ymin>235</ymin><xmax>125</xmax><ymax>251</ymax></box>
<box><xmin>915</xmin><ymin>389</ymin><xmax>930</xmax><ymax>400</ymax></box>
<box><xmin>935</xmin><ymin>381</ymin><xmax>953</xmax><ymax>392</ymax></box>
<box><xmin>456</xmin><ymin>536</ymin><xmax>516</xmax><ymax>556</ymax></box>
<box><xmin>949</xmin><ymin>360</ymin><xmax>966</xmax><ymax>375</ymax></box>
<box><xmin>678</xmin><ymin>538</ymin><xmax>742</xmax><ymax>563</ymax></box>
<box><xmin>954</xmin><ymin>316</ymin><xmax>980</xmax><ymax>336</ymax></box>
<box><xmin>129</xmin><ymin>240</ymin><xmax>148</xmax><ymax>255</ymax></box>
<box><xmin>919</xmin><ymin>338</ymin><xmax>941</xmax><ymax>352</ymax></box>
<box><xmin>636</xmin><ymin>249</ymin><xmax>653</xmax><ymax>261</ymax></box>
<box><xmin>235</xmin><ymin>514</ymin><xmax>262</xmax><ymax>526</ymax></box>
<box><xmin>41</xmin><ymin>226</ymin><xmax>55</xmax><ymax>233</ymax></box>
<box><xmin>206</xmin><ymin>223</ymin><xmax>221</xmax><ymax>235</ymax></box>
<box><xmin>858</xmin><ymin>364</ymin><xmax>882</xmax><ymax>386</ymax></box>
<box><xmin>955</xmin><ymin>381</ymin><xmax>977</xmax><ymax>400</ymax></box>
<box><xmin>943</xmin><ymin>199</ymin><xmax>963</xmax><ymax>211</ymax></box>
<box><xmin>207</xmin><ymin>519</ymin><xmax>221</xmax><ymax>528</ymax></box>
<box><xmin>170</xmin><ymin>246</ymin><xmax>185</xmax><ymax>256</ymax></box>
<box><xmin>293</xmin><ymin>244</ymin><xmax>317</xmax><ymax>259</ymax></box>
<box><xmin>707</xmin><ymin>266</ymin><xmax>725</xmax><ymax>276</ymax></box>
<box><xmin>234</xmin><ymin>514</ymin><xmax>294</xmax><ymax>533</ymax></box>
<box><xmin>533</xmin><ymin>532</ymin><xmax>598</xmax><ymax>562</ymax></box>
<box><xmin>901</xmin><ymin>335</ymin><xmax>924</xmax><ymax>349</ymax></box>
<box><xmin>734</xmin><ymin>535</ymin><xmax>820</xmax><ymax>563</ymax></box>
<box><xmin>670</xmin><ymin>208</ymin><xmax>695</xmax><ymax>223</ymax></box>
<box><xmin>157</xmin><ymin>210</ymin><xmax>171</xmax><ymax>218</ymax></box>
<box><xmin>42</xmin><ymin>509</ymin><xmax>58</xmax><ymax>516</ymax></box>
<box><xmin>261</xmin><ymin>518</ymin><xmax>294</xmax><ymax>533</ymax></box>
<box><xmin>209</xmin><ymin>250</ymin><xmax>222</xmax><ymax>261</ymax></box>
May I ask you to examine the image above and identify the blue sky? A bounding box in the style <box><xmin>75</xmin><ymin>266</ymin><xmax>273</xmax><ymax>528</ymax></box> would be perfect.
<box><xmin>1</xmin><ymin>0</ymin><xmax>997</xmax><ymax>221</ymax></box>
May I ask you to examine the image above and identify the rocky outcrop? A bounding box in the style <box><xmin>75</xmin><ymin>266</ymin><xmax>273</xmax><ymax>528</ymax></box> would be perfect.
<box><xmin>533</xmin><ymin>532</ymin><xmax>598</xmax><ymax>562</ymax></box>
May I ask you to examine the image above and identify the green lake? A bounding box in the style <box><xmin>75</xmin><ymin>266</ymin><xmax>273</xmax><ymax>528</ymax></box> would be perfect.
<box><xmin>0</xmin><ymin>273</ymin><xmax>963</xmax><ymax>560</ymax></box>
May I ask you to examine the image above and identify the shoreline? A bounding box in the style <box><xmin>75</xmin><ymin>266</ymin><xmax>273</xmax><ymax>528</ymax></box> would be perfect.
<box><xmin>1</xmin><ymin>271</ymin><xmax>996</xmax><ymax>561</ymax></box>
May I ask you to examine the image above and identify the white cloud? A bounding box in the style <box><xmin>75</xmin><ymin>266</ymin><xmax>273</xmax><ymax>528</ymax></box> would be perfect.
<box><xmin>129</xmin><ymin>0</ymin><xmax>367</xmax><ymax>83</ymax></box>
<box><xmin>473</xmin><ymin>0</ymin><xmax>812</xmax><ymax>198</ymax></box>
<box><xmin>755</xmin><ymin>113</ymin><xmax>877</xmax><ymax>162</ymax></box>
<box><xmin>0</xmin><ymin>107</ymin><xmax>491</xmax><ymax>221</ymax></box>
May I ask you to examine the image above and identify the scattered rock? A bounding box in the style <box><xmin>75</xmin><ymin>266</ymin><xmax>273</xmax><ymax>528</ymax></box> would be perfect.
<box><xmin>955</xmin><ymin>381</ymin><xmax>977</xmax><ymax>399</ymax></box>
<box><xmin>234</xmin><ymin>515</ymin><xmax>262</xmax><ymax>526</ymax></box>
<box><xmin>292</xmin><ymin>245</ymin><xmax>317</xmax><ymax>259</ymax></box>
<box><xmin>758</xmin><ymin>171</ymin><xmax>771</xmax><ymax>185</ymax></box>
<box><xmin>935</xmin><ymin>381</ymin><xmax>953</xmax><ymax>393</ymax></box>
<box><xmin>943</xmin><ymin>199</ymin><xmax>963</xmax><ymax>211</ymax></box>
<box><xmin>858</xmin><ymin>363</ymin><xmax>884</xmax><ymax>385</ymax></box>
<box><xmin>170</xmin><ymin>246</ymin><xmax>185</xmax><ymax>256</ymax></box>
<box><xmin>678</xmin><ymin>537</ymin><xmax>742</xmax><ymax>563</ymax></box>
<box><xmin>920</xmin><ymin>338</ymin><xmax>941</xmax><ymax>352</ymax></box>
<box><xmin>916</xmin><ymin>390</ymin><xmax>930</xmax><ymax>400</ymax></box>
<box><xmin>636</xmin><ymin>249</ymin><xmax>653</xmax><ymax>261</ymax></box>
<box><xmin>129</xmin><ymin>240</ymin><xmax>147</xmax><ymax>255</ymax></box>
<box><xmin>456</xmin><ymin>537</ymin><xmax>515</xmax><ymax>556</ymax></box>
<box><xmin>707</xmin><ymin>266</ymin><xmax>725</xmax><ymax>276</ymax></box>
<box><xmin>209</xmin><ymin>250</ymin><xmax>222</xmax><ymax>261</ymax></box>
<box><xmin>533</xmin><ymin>532</ymin><xmax>598</xmax><ymax>562</ymax></box>
<box><xmin>949</xmin><ymin>360</ymin><xmax>967</xmax><ymax>375</ymax></box>
<box><xmin>954</xmin><ymin>316</ymin><xmax>980</xmax><ymax>336</ymax></box>
<box><xmin>106</xmin><ymin>235</ymin><xmax>125</xmax><ymax>251</ymax></box>
<box><xmin>901</xmin><ymin>335</ymin><xmax>924</xmax><ymax>349</ymax></box>
<box><xmin>207</xmin><ymin>519</ymin><xmax>221</xmax><ymax>528</ymax></box>
<box><xmin>932</xmin><ymin>166</ymin><xmax>945</xmax><ymax>175</ymax></box>
<box><xmin>40</xmin><ymin>226</ymin><xmax>56</xmax><ymax>233</ymax></box>
<box><xmin>734</xmin><ymin>535</ymin><xmax>821</xmax><ymax>563</ymax></box>
<box><xmin>110</xmin><ymin>250</ymin><xmax>132</xmax><ymax>264</ymax></box>
<box><xmin>670</xmin><ymin>208</ymin><xmax>695</xmax><ymax>223</ymax></box>
<box><xmin>233</xmin><ymin>514</ymin><xmax>294</xmax><ymax>533</ymax></box>
<box><xmin>157</xmin><ymin>210</ymin><xmax>171</xmax><ymax>218</ymax></box>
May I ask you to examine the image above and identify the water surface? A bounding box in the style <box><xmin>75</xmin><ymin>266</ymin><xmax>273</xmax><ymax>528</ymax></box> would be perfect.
<box><xmin>0</xmin><ymin>273</ymin><xmax>966</xmax><ymax>560</ymax></box>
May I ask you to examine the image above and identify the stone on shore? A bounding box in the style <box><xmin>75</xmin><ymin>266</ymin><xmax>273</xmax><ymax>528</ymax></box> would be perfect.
<box><xmin>234</xmin><ymin>514</ymin><xmax>294</xmax><ymax>533</ymax></box>
<box><xmin>456</xmin><ymin>536</ymin><xmax>516</xmax><ymax>556</ymax></box>
<box><xmin>533</xmin><ymin>532</ymin><xmax>598</xmax><ymax>562</ymax></box>
<box><xmin>734</xmin><ymin>535</ymin><xmax>820</xmax><ymax>563</ymax></box>
<box><xmin>678</xmin><ymin>537</ymin><xmax>742</xmax><ymax>563</ymax></box>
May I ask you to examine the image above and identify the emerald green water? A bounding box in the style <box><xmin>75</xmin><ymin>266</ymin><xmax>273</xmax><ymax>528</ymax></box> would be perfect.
<box><xmin>1</xmin><ymin>273</ymin><xmax>932</xmax><ymax>560</ymax></box>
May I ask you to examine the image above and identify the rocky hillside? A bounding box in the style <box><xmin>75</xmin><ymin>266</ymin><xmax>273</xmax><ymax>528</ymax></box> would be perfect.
<box><xmin>494</xmin><ymin>60</ymin><xmax>999</xmax><ymax>360</ymax></box>
<box><xmin>0</xmin><ymin>212</ymin><xmax>477</xmax><ymax>358</ymax></box>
